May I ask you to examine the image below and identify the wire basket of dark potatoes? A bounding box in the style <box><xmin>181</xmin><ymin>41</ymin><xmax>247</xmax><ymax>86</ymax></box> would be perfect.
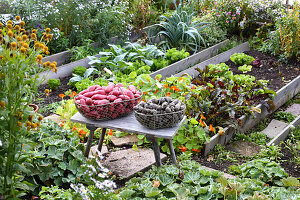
<box><xmin>75</xmin><ymin>83</ymin><xmax>142</xmax><ymax>120</ymax></box>
<box><xmin>134</xmin><ymin>97</ymin><xmax>186</xmax><ymax>129</ymax></box>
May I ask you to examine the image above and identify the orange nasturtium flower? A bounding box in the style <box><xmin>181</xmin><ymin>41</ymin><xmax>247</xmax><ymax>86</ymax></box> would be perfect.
<box><xmin>72</xmin><ymin>126</ymin><xmax>77</xmax><ymax>132</ymax></box>
<box><xmin>209</xmin><ymin>124</ymin><xmax>215</xmax><ymax>132</ymax></box>
<box><xmin>199</xmin><ymin>119</ymin><xmax>206</xmax><ymax>127</ymax></box>
<box><xmin>179</xmin><ymin>145</ymin><xmax>187</xmax><ymax>152</ymax></box>
<box><xmin>192</xmin><ymin>148</ymin><xmax>200</xmax><ymax>153</ymax></box>
<box><xmin>166</xmin><ymin>92</ymin><xmax>171</xmax><ymax>97</ymax></box>
<box><xmin>164</xmin><ymin>84</ymin><xmax>169</xmax><ymax>88</ymax></box>
<box><xmin>200</xmin><ymin>114</ymin><xmax>206</xmax><ymax>120</ymax></box>
<box><xmin>108</xmin><ymin>129</ymin><xmax>113</xmax><ymax>136</ymax></box>
<box><xmin>171</xmin><ymin>86</ymin><xmax>180</xmax><ymax>92</ymax></box>
<box><xmin>59</xmin><ymin>122</ymin><xmax>64</xmax><ymax>127</ymax></box>
<box><xmin>59</xmin><ymin>94</ymin><xmax>65</xmax><ymax>100</ymax></box>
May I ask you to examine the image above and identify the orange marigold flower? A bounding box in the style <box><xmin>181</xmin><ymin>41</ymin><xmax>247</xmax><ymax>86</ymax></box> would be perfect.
<box><xmin>59</xmin><ymin>122</ymin><xmax>64</xmax><ymax>127</ymax></box>
<box><xmin>209</xmin><ymin>124</ymin><xmax>215</xmax><ymax>132</ymax></box>
<box><xmin>192</xmin><ymin>148</ymin><xmax>200</xmax><ymax>153</ymax></box>
<box><xmin>72</xmin><ymin>91</ymin><xmax>77</xmax><ymax>96</ymax></box>
<box><xmin>171</xmin><ymin>86</ymin><xmax>180</xmax><ymax>91</ymax></box>
<box><xmin>179</xmin><ymin>145</ymin><xmax>187</xmax><ymax>152</ymax></box>
<box><xmin>108</xmin><ymin>129</ymin><xmax>113</xmax><ymax>136</ymax></box>
<box><xmin>59</xmin><ymin>94</ymin><xmax>65</xmax><ymax>99</ymax></box>
<box><xmin>192</xmin><ymin>85</ymin><xmax>196</xmax><ymax>89</ymax></box>
<box><xmin>72</xmin><ymin>126</ymin><xmax>77</xmax><ymax>132</ymax></box>
<box><xmin>166</xmin><ymin>92</ymin><xmax>171</xmax><ymax>97</ymax></box>
<box><xmin>164</xmin><ymin>84</ymin><xmax>169</xmax><ymax>88</ymax></box>
<box><xmin>143</xmin><ymin>92</ymin><xmax>147</xmax><ymax>95</ymax></box>
<box><xmin>154</xmin><ymin>90</ymin><xmax>158</xmax><ymax>94</ymax></box>
<box><xmin>79</xmin><ymin>129</ymin><xmax>84</xmax><ymax>135</ymax></box>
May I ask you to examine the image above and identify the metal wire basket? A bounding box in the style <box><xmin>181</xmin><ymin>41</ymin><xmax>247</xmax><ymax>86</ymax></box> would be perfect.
<box><xmin>134</xmin><ymin>104</ymin><xmax>186</xmax><ymax>129</ymax></box>
<box><xmin>74</xmin><ymin>92</ymin><xmax>142</xmax><ymax>121</ymax></box>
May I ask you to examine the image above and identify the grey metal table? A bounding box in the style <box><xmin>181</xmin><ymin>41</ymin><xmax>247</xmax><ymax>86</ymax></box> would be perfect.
<box><xmin>70</xmin><ymin>112</ymin><xmax>186</xmax><ymax>167</ymax></box>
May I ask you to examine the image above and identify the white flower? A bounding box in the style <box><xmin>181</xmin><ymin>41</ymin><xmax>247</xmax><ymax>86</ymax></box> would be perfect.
<box><xmin>0</xmin><ymin>140</ymin><xmax>2</xmax><ymax>147</ymax></box>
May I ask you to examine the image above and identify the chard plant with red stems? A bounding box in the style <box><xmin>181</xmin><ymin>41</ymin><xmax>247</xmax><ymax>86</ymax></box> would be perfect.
<box><xmin>0</xmin><ymin>17</ymin><xmax>56</xmax><ymax>198</ymax></box>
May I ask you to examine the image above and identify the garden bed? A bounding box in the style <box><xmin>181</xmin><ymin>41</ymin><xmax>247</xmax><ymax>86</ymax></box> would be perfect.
<box><xmin>174</xmin><ymin>42</ymin><xmax>300</xmax><ymax>155</ymax></box>
<box><xmin>37</xmin><ymin>39</ymin><xmax>229</xmax><ymax>84</ymax></box>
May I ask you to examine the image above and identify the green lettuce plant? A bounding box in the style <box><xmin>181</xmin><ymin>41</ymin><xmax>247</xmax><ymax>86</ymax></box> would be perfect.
<box><xmin>230</xmin><ymin>53</ymin><xmax>255</xmax><ymax>65</ymax></box>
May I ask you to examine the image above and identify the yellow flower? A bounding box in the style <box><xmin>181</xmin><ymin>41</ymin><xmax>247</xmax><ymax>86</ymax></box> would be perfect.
<box><xmin>20</xmin><ymin>29</ymin><xmax>25</xmax><ymax>33</ymax></box>
<box><xmin>34</xmin><ymin>42</ymin><xmax>40</xmax><ymax>48</ymax></box>
<box><xmin>22</xmin><ymin>34</ymin><xmax>28</xmax><ymax>40</ymax></box>
<box><xmin>45</xmin><ymin>61</ymin><xmax>51</xmax><ymax>67</ymax></box>
<box><xmin>17</xmin><ymin>121</ymin><xmax>22</xmax><ymax>127</ymax></box>
<box><xmin>7</xmin><ymin>24</ymin><xmax>12</xmax><ymax>29</ymax></box>
<box><xmin>31</xmin><ymin>33</ymin><xmax>36</xmax><ymax>39</ymax></box>
<box><xmin>7</xmin><ymin>30</ymin><xmax>13</xmax><ymax>37</ymax></box>
<box><xmin>36</xmin><ymin>54</ymin><xmax>43</xmax><ymax>60</ymax></box>
<box><xmin>20</xmin><ymin>47</ymin><xmax>26</xmax><ymax>54</ymax></box>
<box><xmin>46</xmin><ymin>28</ymin><xmax>51</xmax><ymax>33</ymax></box>
<box><xmin>7</xmin><ymin>20</ymin><xmax>12</xmax><ymax>24</ymax></box>
<box><xmin>15</xmin><ymin>16</ymin><xmax>21</xmax><ymax>20</ymax></box>
<box><xmin>0</xmin><ymin>23</ymin><xmax>3</xmax><ymax>28</ymax></box>
<box><xmin>43</xmin><ymin>46</ymin><xmax>48</xmax><ymax>52</ymax></box>
<box><xmin>20</xmin><ymin>21</ymin><xmax>25</xmax><ymax>27</ymax></box>
<box><xmin>47</xmin><ymin>34</ymin><xmax>53</xmax><ymax>41</ymax></box>
<box><xmin>17</xmin><ymin>36</ymin><xmax>22</xmax><ymax>41</ymax></box>
<box><xmin>38</xmin><ymin>116</ymin><xmax>43</xmax><ymax>121</ymax></box>
<box><xmin>11</xmin><ymin>42</ymin><xmax>17</xmax><ymax>49</ymax></box>
<box><xmin>36</xmin><ymin>122</ymin><xmax>41</xmax><ymax>127</ymax></box>
<box><xmin>49</xmin><ymin>63</ymin><xmax>55</xmax><ymax>69</ymax></box>
<box><xmin>14</xmin><ymin>25</ymin><xmax>20</xmax><ymax>30</ymax></box>
<box><xmin>32</xmin><ymin>29</ymin><xmax>37</xmax><ymax>34</ymax></box>
<box><xmin>28</xmin><ymin>115</ymin><xmax>33</xmax><ymax>122</ymax></box>
<box><xmin>23</xmin><ymin>42</ymin><xmax>29</xmax><ymax>49</ymax></box>
<box><xmin>53</xmin><ymin>66</ymin><xmax>58</xmax><ymax>73</ymax></box>
<box><xmin>0</xmin><ymin>101</ymin><xmax>5</xmax><ymax>108</ymax></box>
<box><xmin>52</xmin><ymin>61</ymin><xmax>57</xmax><ymax>66</ymax></box>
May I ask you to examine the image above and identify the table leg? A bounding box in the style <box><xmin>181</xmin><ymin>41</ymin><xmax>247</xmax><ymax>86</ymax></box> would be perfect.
<box><xmin>147</xmin><ymin>136</ymin><xmax>162</xmax><ymax>167</ymax></box>
<box><xmin>98</xmin><ymin>128</ymin><xmax>107</xmax><ymax>152</ymax></box>
<box><xmin>85</xmin><ymin>124</ymin><xmax>96</xmax><ymax>157</ymax></box>
<box><xmin>167</xmin><ymin>139</ymin><xmax>177</xmax><ymax>165</ymax></box>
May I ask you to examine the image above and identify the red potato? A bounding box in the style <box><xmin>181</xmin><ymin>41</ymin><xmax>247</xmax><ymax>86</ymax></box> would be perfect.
<box><xmin>109</xmin><ymin>104</ymin><xmax>115</xmax><ymax>112</ymax></box>
<box><xmin>94</xmin><ymin>99</ymin><xmax>109</xmax><ymax>105</ymax></box>
<box><xmin>105</xmin><ymin>84</ymin><xmax>114</xmax><ymax>93</ymax></box>
<box><xmin>111</xmin><ymin>112</ymin><xmax>119</xmax><ymax>119</ymax></box>
<box><xmin>83</xmin><ymin>91</ymin><xmax>95</xmax><ymax>98</ymax></box>
<box><xmin>80</xmin><ymin>105</ymin><xmax>90</xmax><ymax>113</ymax></box>
<box><xmin>134</xmin><ymin>93</ymin><xmax>141</xmax><ymax>98</ymax></box>
<box><xmin>86</xmin><ymin>98</ymin><xmax>93</xmax><ymax>105</ymax></box>
<box><xmin>92</xmin><ymin>94</ymin><xmax>107</xmax><ymax>100</ymax></box>
<box><xmin>95</xmin><ymin>90</ymin><xmax>106</xmax><ymax>95</ymax></box>
<box><xmin>118</xmin><ymin>95</ymin><xmax>130</xmax><ymax>100</ymax></box>
<box><xmin>76</xmin><ymin>100</ymin><xmax>81</xmax><ymax>104</ymax></box>
<box><xmin>107</xmin><ymin>95</ymin><xmax>117</xmax><ymax>102</ymax></box>
<box><xmin>80</xmin><ymin>99</ymin><xmax>87</xmax><ymax>105</ymax></box>
<box><xmin>76</xmin><ymin>94</ymin><xmax>86</xmax><ymax>100</ymax></box>
<box><xmin>89</xmin><ymin>111</ymin><xmax>100</xmax><ymax>118</ymax></box>
<box><xmin>128</xmin><ymin>85</ymin><xmax>137</xmax><ymax>94</ymax></box>
<box><xmin>87</xmin><ymin>85</ymin><xmax>97</xmax><ymax>92</ymax></box>
<box><xmin>125</xmin><ymin>108</ymin><xmax>132</xmax><ymax>114</ymax></box>
<box><xmin>79</xmin><ymin>90</ymin><xmax>88</xmax><ymax>95</ymax></box>
<box><xmin>110</xmin><ymin>90</ymin><xmax>120</xmax><ymax>96</ymax></box>
<box><xmin>94</xmin><ymin>85</ymin><xmax>102</xmax><ymax>90</ymax></box>
<box><xmin>116</xmin><ymin>83</ymin><xmax>123</xmax><ymax>88</ymax></box>
<box><xmin>125</xmin><ymin>90</ymin><xmax>134</xmax><ymax>99</ymax></box>
<box><xmin>115</xmin><ymin>103</ymin><xmax>125</xmax><ymax>114</ymax></box>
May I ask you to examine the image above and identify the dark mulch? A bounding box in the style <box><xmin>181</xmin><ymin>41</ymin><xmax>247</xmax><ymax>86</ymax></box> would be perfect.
<box><xmin>35</xmin><ymin>75</ymin><xmax>73</xmax><ymax>116</ymax></box>
<box><xmin>225</xmin><ymin>50</ymin><xmax>300</xmax><ymax>91</ymax></box>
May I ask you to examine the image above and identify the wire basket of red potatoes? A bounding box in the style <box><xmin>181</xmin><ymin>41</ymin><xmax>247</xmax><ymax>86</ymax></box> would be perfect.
<box><xmin>74</xmin><ymin>83</ymin><xmax>142</xmax><ymax>120</ymax></box>
<box><xmin>134</xmin><ymin>97</ymin><xmax>186</xmax><ymax>129</ymax></box>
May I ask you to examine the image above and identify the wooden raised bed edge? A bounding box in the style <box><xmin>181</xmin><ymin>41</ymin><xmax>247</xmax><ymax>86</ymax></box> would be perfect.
<box><xmin>37</xmin><ymin>39</ymin><xmax>229</xmax><ymax>84</ymax></box>
<box><xmin>176</xmin><ymin>41</ymin><xmax>300</xmax><ymax>155</ymax></box>
<box><xmin>150</xmin><ymin>39</ymin><xmax>229</xmax><ymax>79</ymax></box>
<box><xmin>267</xmin><ymin>115</ymin><xmax>300</xmax><ymax>146</ymax></box>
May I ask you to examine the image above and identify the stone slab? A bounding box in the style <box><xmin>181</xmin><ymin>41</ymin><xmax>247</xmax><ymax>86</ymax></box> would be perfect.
<box><xmin>226</xmin><ymin>140</ymin><xmax>262</xmax><ymax>157</ymax></box>
<box><xmin>44</xmin><ymin>114</ymin><xmax>62</xmax><ymax>124</ymax></box>
<box><xmin>284</xmin><ymin>104</ymin><xmax>300</xmax><ymax>116</ymax></box>
<box><xmin>71</xmin><ymin>112</ymin><xmax>186</xmax><ymax>139</ymax></box>
<box><xmin>103</xmin><ymin>148</ymin><xmax>167</xmax><ymax>179</ymax></box>
<box><xmin>261</xmin><ymin>119</ymin><xmax>288</xmax><ymax>138</ymax></box>
<box><xmin>89</xmin><ymin>145</ymin><xmax>109</xmax><ymax>157</ymax></box>
<box><xmin>201</xmin><ymin>166</ymin><xmax>236</xmax><ymax>179</ymax></box>
<box><xmin>111</xmin><ymin>135</ymin><xmax>141</xmax><ymax>147</ymax></box>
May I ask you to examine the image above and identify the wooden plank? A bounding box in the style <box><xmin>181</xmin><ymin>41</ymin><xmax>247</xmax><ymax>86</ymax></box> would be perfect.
<box><xmin>70</xmin><ymin>112</ymin><xmax>186</xmax><ymax>139</ymax></box>
<box><xmin>267</xmin><ymin>115</ymin><xmax>300</xmax><ymax>146</ymax></box>
<box><xmin>150</xmin><ymin>39</ymin><xmax>229</xmax><ymax>79</ymax></box>
<box><xmin>175</xmin><ymin>42</ymin><xmax>250</xmax><ymax>78</ymax></box>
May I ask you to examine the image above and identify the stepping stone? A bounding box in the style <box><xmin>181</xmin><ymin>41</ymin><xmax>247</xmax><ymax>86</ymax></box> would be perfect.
<box><xmin>284</xmin><ymin>104</ymin><xmax>300</xmax><ymax>116</ymax></box>
<box><xmin>111</xmin><ymin>135</ymin><xmax>141</xmax><ymax>147</ymax></box>
<box><xmin>261</xmin><ymin>119</ymin><xmax>288</xmax><ymax>138</ymax></box>
<box><xmin>44</xmin><ymin>114</ymin><xmax>62</xmax><ymax>124</ymax></box>
<box><xmin>103</xmin><ymin>148</ymin><xmax>167</xmax><ymax>179</ymax></box>
<box><xmin>226</xmin><ymin>141</ymin><xmax>261</xmax><ymax>157</ymax></box>
<box><xmin>201</xmin><ymin>166</ymin><xmax>236</xmax><ymax>179</ymax></box>
<box><xmin>89</xmin><ymin>145</ymin><xmax>109</xmax><ymax>157</ymax></box>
